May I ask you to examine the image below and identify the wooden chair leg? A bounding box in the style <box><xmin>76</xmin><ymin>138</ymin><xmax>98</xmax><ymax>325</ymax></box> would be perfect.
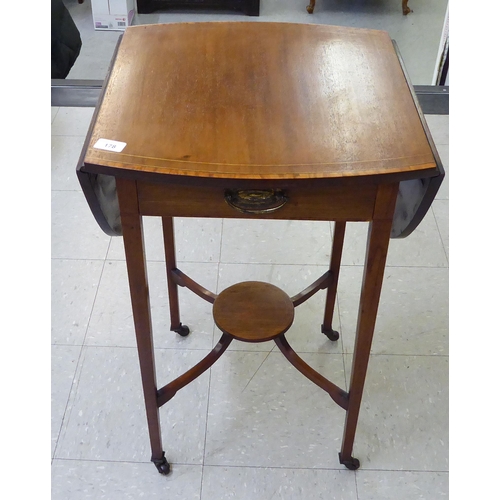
<box><xmin>162</xmin><ymin>217</ymin><xmax>189</xmax><ymax>336</ymax></box>
<box><xmin>116</xmin><ymin>178</ymin><xmax>169</xmax><ymax>474</ymax></box>
<box><xmin>322</xmin><ymin>221</ymin><xmax>346</xmax><ymax>341</ymax></box>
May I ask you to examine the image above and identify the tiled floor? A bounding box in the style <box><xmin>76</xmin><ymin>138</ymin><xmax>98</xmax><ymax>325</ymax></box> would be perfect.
<box><xmin>52</xmin><ymin>2</ymin><xmax>449</xmax><ymax>498</ymax></box>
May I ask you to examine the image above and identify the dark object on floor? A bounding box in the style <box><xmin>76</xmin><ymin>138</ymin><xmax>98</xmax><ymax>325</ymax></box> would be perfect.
<box><xmin>52</xmin><ymin>0</ymin><xmax>82</xmax><ymax>78</ymax></box>
<box><xmin>137</xmin><ymin>0</ymin><xmax>260</xmax><ymax>16</ymax></box>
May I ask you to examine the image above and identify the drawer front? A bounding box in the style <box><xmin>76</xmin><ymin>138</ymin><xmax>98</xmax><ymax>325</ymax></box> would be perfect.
<box><xmin>137</xmin><ymin>181</ymin><xmax>378</xmax><ymax>221</ymax></box>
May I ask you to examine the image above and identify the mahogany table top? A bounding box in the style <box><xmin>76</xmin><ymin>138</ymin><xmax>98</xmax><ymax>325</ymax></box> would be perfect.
<box><xmin>83</xmin><ymin>22</ymin><xmax>437</xmax><ymax>182</ymax></box>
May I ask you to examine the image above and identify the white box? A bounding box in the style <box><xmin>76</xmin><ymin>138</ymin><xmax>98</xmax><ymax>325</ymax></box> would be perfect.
<box><xmin>91</xmin><ymin>0</ymin><xmax>135</xmax><ymax>31</ymax></box>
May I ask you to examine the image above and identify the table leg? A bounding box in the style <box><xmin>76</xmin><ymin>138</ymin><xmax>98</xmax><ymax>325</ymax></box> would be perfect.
<box><xmin>322</xmin><ymin>221</ymin><xmax>346</xmax><ymax>341</ymax></box>
<box><xmin>162</xmin><ymin>217</ymin><xmax>189</xmax><ymax>336</ymax></box>
<box><xmin>117</xmin><ymin>178</ymin><xmax>169</xmax><ymax>474</ymax></box>
<box><xmin>339</xmin><ymin>184</ymin><xmax>398</xmax><ymax>469</ymax></box>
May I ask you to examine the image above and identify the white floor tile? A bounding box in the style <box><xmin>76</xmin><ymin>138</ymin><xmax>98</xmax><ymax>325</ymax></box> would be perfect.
<box><xmin>338</xmin><ymin>266</ymin><xmax>449</xmax><ymax>355</ymax></box>
<box><xmin>51</xmin><ymin>107</ymin><xmax>95</xmax><ymax>136</ymax></box>
<box><xmin>356</xmin><ymin>470</ymin><xmax>449</xmax><ymax>500</ymax></box>
<box><xmin>383</xmin><ymin>211</ymin><xmax>448</xmax><ymax>267</ymax></box>
<box><xmin>51</xmin><ymin>259</ymin><xmax>104</xmax><ymax>345</ymax></box>
<box><xmin>424</xmin><ymin>115</ymin><xmax>449</xmax><ymax>145</ymax></box>
<box><xmin>432</xmin><ymin>200</ymin><xmax>449</xmax><ymax>260</ymax></box>
<box><xmin>51</xmin><ymin>190</ymin><xmax>111</xmax><ymax>260</ymax></box>
<box><xmin>51</xmin><ymin>460</ymin><xmax>202</xmax><ymax>499</ymax></box>
<box><xmin>55</xmin><ymin>346</ymin><xmax>211</xmax><ymax>464</ymax></box>
<box><xmin>51</xmin><ymin>135</ymin><xmax>86</xmax><ymax>191</ymax></box>
<box><xmin>52</xmin><ymin>345</ymin><xmax>82</xmax><ymax>456</ymax></box>
<box><xmin>341</xmin><ymin>211</ymin><xmax>448</xmax><ymax>268</ymax></box>
<box><xmin>107</xmin><ymin>217</ymin><xmax>223</xmax><ymax>263</ymax></box>
<box><xmin>69</xmin><ymin>33</ymin><xmax>123</xmax><ymax>80</ymax></box>
<box><xmin>201</xmin><ymin>466</ymin><xmax>357</xmax><ymax>500</ymax></box>
<box><xmin>85</xmin><ymin>260</ymin><xmax>217</xmax><ymax>349</ymax></box>
<box><xmin>51</xmin><ymin>107</ymin><xmax>59</xmax><ymax>123</ymax></box>
<box><xmin>221</xmin><ymin>219</ymin><xmax>332</xmax><ymax>266</ymax></box>
<box><xmin>345</xmin><ymin>354</ymin><xmax>448</xmax><ymax>471</ymax></box>
<box><xmin>205</xmin><ymin>351</ymin><xmax>347</xmax><ymax>468</ymax></box>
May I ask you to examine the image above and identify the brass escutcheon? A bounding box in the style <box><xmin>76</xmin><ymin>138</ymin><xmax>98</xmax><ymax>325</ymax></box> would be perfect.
<box><xmin>224</xmin><ymin>189</ymin><xmax>288</xmax><ymax>214</ymax></box>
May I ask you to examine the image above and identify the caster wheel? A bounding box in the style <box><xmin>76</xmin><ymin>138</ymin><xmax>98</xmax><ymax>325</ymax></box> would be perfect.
<box><xmin>339</xmin><ymin>453</ymin><xmax>360</xmax><ymax>470</ymax></box>
<box><xmin>173</xmin><ymin>324</ymin><xmax>190</xmax><ymax>337</ymax></box>
<box><xmin>155</xmin><ymin>461</ymin><xmax>171</xmax><ymax>474</ymax></box>
<box><xmin>152</xmin><ymin>452</ymin><xmax>171</xmax><ymax>475</ymax></box>
<box><xmin>321</xmin><ymin>325</ymin><xmax>339</xmax><ymax>341</ymax></box>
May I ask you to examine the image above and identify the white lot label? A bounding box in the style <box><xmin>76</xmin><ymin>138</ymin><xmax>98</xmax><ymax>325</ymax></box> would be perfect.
<box><xmin>94</xmin><ymin>138</ymin><xmax>127</xmax><ymax>152</ymax></box>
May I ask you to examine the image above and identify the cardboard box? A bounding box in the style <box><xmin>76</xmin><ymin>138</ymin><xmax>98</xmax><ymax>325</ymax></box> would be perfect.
<box><xmin>91</xmin><ymin>0</ymin><xmax>135</xmax><ymax>31</ymax></box>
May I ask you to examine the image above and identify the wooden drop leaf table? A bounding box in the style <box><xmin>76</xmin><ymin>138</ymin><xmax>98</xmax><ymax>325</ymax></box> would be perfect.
<box><xmin>77</xmin><ymin>22</ymin><xmax>444</xmax><ymax>474</ymax></box>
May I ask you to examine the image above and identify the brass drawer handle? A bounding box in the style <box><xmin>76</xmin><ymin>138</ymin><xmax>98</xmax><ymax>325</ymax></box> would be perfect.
<box><xmin>224</xmin><ymin>189</ymin><xmax>288</xmax><ymax>214</ymax></box>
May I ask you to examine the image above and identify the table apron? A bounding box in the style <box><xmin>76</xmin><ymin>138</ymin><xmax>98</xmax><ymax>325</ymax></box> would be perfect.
<box><xmin>136</xmin><ymin>181</ymin><xmax>379</xmax><ymax>221</ymax></box>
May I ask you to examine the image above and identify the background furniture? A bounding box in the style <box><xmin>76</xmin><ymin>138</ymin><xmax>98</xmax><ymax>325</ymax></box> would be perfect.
<box><xmin>137</xmin><ymin>0</ymin><xmax>259</xmax><ymax>16</ymax></box>
<box><xmin>77</xmin><ymin>22</ymin><xmax>443</xmax><ymax>475</ymax></box>
<box><xmin>307</xmin><ymin>1</ymin><xmax>412</xmax><ymax>15</ymax></box>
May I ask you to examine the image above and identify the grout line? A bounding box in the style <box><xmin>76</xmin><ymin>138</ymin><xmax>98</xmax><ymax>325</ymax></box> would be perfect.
<box><xmin>431</xmin><ymin>204</ymin><xmax>449</xmax><ymax>265</ymax></box>
<box><xmin>200</xmin><ymin>226</ymin><xmax>222</xmax><ymax>495</ymax></box>
<box><xmin>197</xmin><ymin>220</ymin><xmax>223</xmax><ymax>496</ymax></box>
<box><xmin>51</xmin><ymin>189</ymin><xmax>84</xmax><ymax>193</ymax></box>
<box><xmin>353</xmin><ymin>470</ymin><xmax>360</xmax><ymax>500</ymax></box>
<box><xmin>51</xmin><ymin>257</ymin><xmax>107</xmax><ymax>263</ymax></box>
<box><xmin>51</xmin><ymin>133</ymin><xmax>94</xmax><ymax>138</ymax></box>
<box><xmin>240</xmin><ymin>350</ymin><xmax>273</xmax><ymax>393</ymax></box>
<box><xmin>51</xmin><ymin>107</ymin><xmax>60</xmax><ymax>123</ymax></box>
<box><xmin>53</xmin><ymin>342</ymin><xmax>449</xmax><ymax>358</ymax></box>
<box><xmin>51</xmin><ymin>345</ymin><xmax>86</xmax><ymax>463</ymax></box>
<box><xmin>74</xmin><ymin>344</ymin><xmax>215</xmax><ymax>352</ymax></box>
<box><xmin>199</xmin><ymin>465</ymin><xmax>206</xmax><ymax>500</ymax></box>
<box><xmin>345</xmin><ymin>352</ymin><xmax>449</xmax><ymax>358</ymax></box>
<box><xmin>339</xmin><ymin>318</ymin><xmax>350</xmax><ymax>394</ymax></box>
<box><xmin>201</xmin><ymin>261</ymin><xmax>449</xmax><ymax>269</ymax></box>
<box><xmin>82</xmin><ymin>241</ymin><xmax>112</xmax><ymax>350</ymax></box>
<box><xmin>51</xmin><ymin>456</ymin><xmax>449</xmax><ymax>473</ymax></box>
<box><xmin>217</xmin><ymin>219</ymin><xmax>225</xmax><ymax>279</ymax></box>
<box><xmin>200</xmin><ymin>354</ymin><xmax>212</xmax><ymax>497</ymax></box>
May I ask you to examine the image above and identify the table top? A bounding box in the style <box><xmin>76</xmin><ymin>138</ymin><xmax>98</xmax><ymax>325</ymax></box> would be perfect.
<box><xmin>83</xmin><ymin>22</ymin><xmax>437</xmax><ymax>182</ymax></box>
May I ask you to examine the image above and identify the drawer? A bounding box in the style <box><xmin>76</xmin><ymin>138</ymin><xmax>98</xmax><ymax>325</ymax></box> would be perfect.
<box><xmin>137</xmin><ymin>180</ymin><xmax>378</xmax><ymax>221</ymax></box>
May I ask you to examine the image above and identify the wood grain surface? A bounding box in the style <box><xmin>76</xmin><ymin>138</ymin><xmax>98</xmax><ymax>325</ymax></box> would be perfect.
<box><xmin>84</xmin><ymin>22</ymin><xmax>436</xmax><ymax>181</ymax></box>
<box><xmin>213</xmin><ymin>281</ymin><xmax>294</xmax><ymax>342</ymax></box>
